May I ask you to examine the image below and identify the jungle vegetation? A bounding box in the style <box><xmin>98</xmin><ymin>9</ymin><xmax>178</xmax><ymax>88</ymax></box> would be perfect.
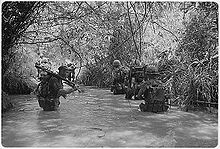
<box><xmin>2</xmin><ymin>2</ymin><xmax>218</xmax><ymax>110</ymax></box>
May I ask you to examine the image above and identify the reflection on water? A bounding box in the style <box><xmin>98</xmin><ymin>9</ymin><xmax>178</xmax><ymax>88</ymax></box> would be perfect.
<box><xmin>37</xmin><ymin>110</ymin><xmax>63</xmax><ymax>135</ymax></box>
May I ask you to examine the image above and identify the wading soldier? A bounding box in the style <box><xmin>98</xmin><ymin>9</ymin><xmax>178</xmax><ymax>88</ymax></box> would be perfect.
<box><xmin>137</xmin><ymin>65</ymin><xmax>168</xmax><ymax>112</ymax></box>
<box><xmin>35</xmin><ymin>63</ymin><xmax>76</xmax><ymax>111</ymax></box>
<box><xmin>111</xmin><ymin>60</ymin><xmax>128</xmax><ymax>94</ymax></box>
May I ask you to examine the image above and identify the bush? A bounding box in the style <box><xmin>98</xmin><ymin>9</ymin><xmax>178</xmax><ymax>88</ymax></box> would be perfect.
<box><xmin>80</xmin><ymin>63</ymin><xmax>112</xmax><ymax>88</ymax></box>
<box><xmin>2</xmin><ymin>74</ymin><xmax>37</xmax><ymax>95</ymax></box>
<box><xmin>160</xmin><ymin>2</ymin><xmax>219</xmax><ymax>108</ymax></box>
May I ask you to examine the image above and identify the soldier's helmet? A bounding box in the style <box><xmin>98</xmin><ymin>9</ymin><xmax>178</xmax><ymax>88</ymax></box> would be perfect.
<box><xmin>113</xmin><ymin>60</ymin><xmax>121</xmax><ymax>68</ymax></box>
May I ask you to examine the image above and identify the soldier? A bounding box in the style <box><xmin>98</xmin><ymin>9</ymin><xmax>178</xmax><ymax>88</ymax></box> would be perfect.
<box><xmin>35</xmin><ymin>64</ymin><xmax>75</xmax><ymax>111</ymax></box>
<box><xmin>137</xmin><ymin>66</ymin><xmax>164</xmax><ymax>101</ymax></box>
<box><xmin>137</xmin><ymin>65</ymin><xmax>169</xmax><ymax>112</ymax></box>
<box><xmin>66</xmin><ymin>63</ymin><xmax>76</xmax><ymax>82</ymax></box>
<box><xmin>58</xmin><ymin>65</ymin><xmax>68</xmax><ymax>79</ymax></box>
<box><xmin>112</xmin><ymin>60</ymin><xmax>127</xmax><ymax>85</ymax></box>
<box><xmin>70</xmin><ymin>63</ymin><xmax>76</xmax><ymax>82</ymax></box>
<box><xmin>111</xmin><ymin>60</ymin><xmax>128</xmax><ymax>94</ymax></box>
<box><xmin>125</xmin><ymin>60</ymin><xmax>144</xmax><ymax>99</ymax></box>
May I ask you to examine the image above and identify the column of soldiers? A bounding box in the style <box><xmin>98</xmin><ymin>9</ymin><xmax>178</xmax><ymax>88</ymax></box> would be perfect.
<box><xmin>111</xmin><ymin>60</ymin><xmax>169</xmax><ymax>112</ymax></box>
<box><xmin>34</xmin><ymin>57</ymin><xmax>167</xmax><ymax>112</ymax></box>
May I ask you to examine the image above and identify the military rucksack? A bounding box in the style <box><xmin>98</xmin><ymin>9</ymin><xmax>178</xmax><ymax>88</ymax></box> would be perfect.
<box><xmin>37</xmin><ymin>75</ymin><xmax>62</xmax><ymax>99</ymax></box>
<box><xmin>37</xmin><ymin>76</ymin><xmax>51</xmax><ymax>98</ymax></box>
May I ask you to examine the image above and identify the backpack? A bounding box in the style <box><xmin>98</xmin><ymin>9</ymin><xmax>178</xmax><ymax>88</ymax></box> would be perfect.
<box><xmin>37</xmin><ymin>76</ymin><xmax>51</xmax><ymax>98</ymax></box>
<box><xmin>37</xmin><ymin>76</ymin><xmax>62</xmax><ymax>98</ymax></box>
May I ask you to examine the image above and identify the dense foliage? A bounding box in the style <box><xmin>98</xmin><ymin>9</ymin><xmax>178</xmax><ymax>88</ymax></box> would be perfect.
<box><xmin>2</xmin><ymin>1</ymin><xmax>45</xmax><ymax>95</ymax></box>
<box><xmin>178</xmin><ymin>2</ymin><xmax>218</xmax><ymax>105</ymax></box>
<box><xmin>2</xmin><ymin>1</ymin><xmax>44</xmax><ymax>75</ymax></box>
<box><xmin>80</xmin><ymin>62</ymin><xmax>112</xmax><ymax>88</ymax></box>
<box><xmin>2</xmin><ymin>2</ymin><xmax>218</xmax><ymax>109</ymax></box>
<box><xmin>159</xmin><ymin>2</ymin><xmax>218</xmax><ymax>107</ymax></box>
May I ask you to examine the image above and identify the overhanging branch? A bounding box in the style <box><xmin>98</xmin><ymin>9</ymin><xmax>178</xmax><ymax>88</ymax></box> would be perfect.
<box><xmin>152</xmin><ymin>21</ymin><xmax>179</xmax><ymax>42</ymax></box>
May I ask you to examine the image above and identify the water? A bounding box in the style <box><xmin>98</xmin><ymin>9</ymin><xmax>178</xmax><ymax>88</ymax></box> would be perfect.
<box><xmin>2</xmin><ymin>87</ymin><xmax>218</xmax><ymax>147</ymax></box>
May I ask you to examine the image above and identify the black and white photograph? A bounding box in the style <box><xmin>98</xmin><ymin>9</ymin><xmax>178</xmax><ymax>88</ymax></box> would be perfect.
<box><xmin>1</xmin><ymin>1</ymin><xmax>218</xmax><ymax>148</ymax></box>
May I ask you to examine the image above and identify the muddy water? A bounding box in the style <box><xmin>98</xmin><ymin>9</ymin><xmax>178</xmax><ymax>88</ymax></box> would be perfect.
<box><xmin>2</xmin><ymin>87</ymin><xmax>218</xmax><ymax>147</ymax></box>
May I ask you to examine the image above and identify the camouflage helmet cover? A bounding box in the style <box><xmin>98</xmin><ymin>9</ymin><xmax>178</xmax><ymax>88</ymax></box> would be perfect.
<box><xmin>113</xmin><ymin>60</ymin><xmax>121</xmax><ymax>67</ymax></box>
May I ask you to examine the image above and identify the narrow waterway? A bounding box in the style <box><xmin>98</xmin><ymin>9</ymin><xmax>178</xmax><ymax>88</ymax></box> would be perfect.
<box><xmin>2</xmin><ymin>87</ymin><xmax>218</xmax><ymax>147</ymax></box>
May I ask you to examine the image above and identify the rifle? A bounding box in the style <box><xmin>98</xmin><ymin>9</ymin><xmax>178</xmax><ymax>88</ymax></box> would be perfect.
<box><xmin>35</xmin><ymin>64</ymin><xmax>83</xmax><ymax>93</ymax></box>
